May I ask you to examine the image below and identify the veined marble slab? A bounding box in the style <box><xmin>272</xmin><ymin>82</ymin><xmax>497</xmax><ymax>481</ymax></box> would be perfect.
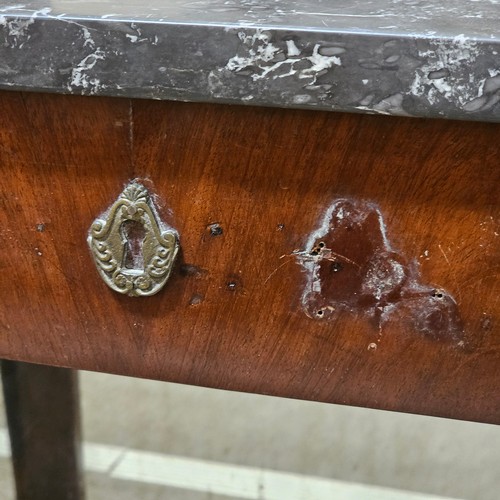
<box><xmin>0</xmin><ymin>0</ymin><xmax>499</xmax><ymax>121</ymax></box>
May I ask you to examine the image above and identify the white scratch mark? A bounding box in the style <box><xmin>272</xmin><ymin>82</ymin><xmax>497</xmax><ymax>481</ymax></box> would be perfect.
<box><xmin>263</xmin><ymin>255</ymin><xmax>294</xmax><ymax>285</ymax></box>
<box><xmin>438</xmin><ymin>244</ymin><xmax>451</xmax><ymax>266</ymax></box>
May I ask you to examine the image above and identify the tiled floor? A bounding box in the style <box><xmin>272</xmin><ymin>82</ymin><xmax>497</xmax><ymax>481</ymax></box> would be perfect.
<box><xmin>1</xmin><ymin>370</ymin><xmax>499</xmax><ymax>499</ymax></box>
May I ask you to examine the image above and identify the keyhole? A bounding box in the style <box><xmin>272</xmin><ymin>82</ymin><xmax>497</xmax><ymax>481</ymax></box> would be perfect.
<box><xmin>122</xmin><ymin>220</ymin><xmax>146</xmax><ymax>270</ymax></box>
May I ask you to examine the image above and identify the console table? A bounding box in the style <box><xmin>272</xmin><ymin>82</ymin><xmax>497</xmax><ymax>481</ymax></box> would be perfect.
<box><xmin>0</xmin><ymin>1</ymin><xmax>499</xmax><ymax>499</ymax></box>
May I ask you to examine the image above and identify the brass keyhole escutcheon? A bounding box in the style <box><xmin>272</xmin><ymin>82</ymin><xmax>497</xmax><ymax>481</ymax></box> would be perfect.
<box><xmin>88</xmin><ymin>182</ymin><xmax>179</xmax><ymax>297</ymax></box>
<box><xmin>122</xmin><ymin>220</ymin><xmax>147</xmax><ymax>270</ymax></box>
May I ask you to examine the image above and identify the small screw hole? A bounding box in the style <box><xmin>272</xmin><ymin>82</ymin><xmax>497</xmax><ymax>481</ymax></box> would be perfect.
<box><xmin>209</xmin><ymin>224</ymin><xmax>223</xmax><ymax>237</ymax></box>
<box><xmin>330</xmin><ymin>261</ymin><xmax>343</xmax><ymax>272</ymax></box>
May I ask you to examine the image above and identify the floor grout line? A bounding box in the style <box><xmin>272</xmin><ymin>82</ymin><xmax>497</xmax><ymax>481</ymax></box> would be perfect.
<box><xmin>0</xmin><ymin>428</ymin><xmax>463</xmax><ymax>500</ymax></box>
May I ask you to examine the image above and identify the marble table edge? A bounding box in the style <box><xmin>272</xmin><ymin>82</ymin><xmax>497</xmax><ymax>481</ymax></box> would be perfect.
<box><xmin>1</xmin><ymin>12</ymin><xmax>499</xmax><ymax>122</ymax></box>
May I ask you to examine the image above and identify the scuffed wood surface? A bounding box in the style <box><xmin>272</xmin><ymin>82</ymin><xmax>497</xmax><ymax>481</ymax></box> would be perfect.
<box><xmin>0</xmin><ymin>91</ymin><xmax>498</xmax><ymax>423</ymax></box>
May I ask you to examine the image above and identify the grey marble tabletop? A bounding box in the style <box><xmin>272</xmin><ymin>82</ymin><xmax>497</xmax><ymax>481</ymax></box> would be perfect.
<box><xmin>1</xmin><ymin>0</ymin><xmax>499</xmax><ymax>122</ymax></box>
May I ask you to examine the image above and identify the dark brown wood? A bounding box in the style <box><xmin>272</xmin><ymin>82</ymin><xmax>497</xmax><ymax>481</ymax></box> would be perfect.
<box><xmin>0</xmin><ymin>90</ymin><xmax>498</xmax><ymax>423</ymax></box>
<box><xmin>1</xmin><ymin>360</ymin><xmax>83</xmax><ymax>500</ymax></box>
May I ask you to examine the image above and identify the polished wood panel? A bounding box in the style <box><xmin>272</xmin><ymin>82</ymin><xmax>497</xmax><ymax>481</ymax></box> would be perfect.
<box><xmin>1</xmin><ymin>361</ymin><xmax>83</xmax><ymax>500</ymax></box>
<box><xmin>0</xmin><ymin>91</ymin><xmax>498</xmax><ymax>423</ymax></box>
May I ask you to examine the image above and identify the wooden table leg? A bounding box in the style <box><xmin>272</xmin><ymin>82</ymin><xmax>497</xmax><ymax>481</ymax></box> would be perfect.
<box><xmin>1</xmin><ymin>361</ymin><xmax>84</xmax><ymax>500</ymax></box>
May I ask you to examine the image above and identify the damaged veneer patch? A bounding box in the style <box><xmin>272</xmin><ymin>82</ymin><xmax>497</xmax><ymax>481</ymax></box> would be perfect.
<box><xmin>296</xmin><ymin>199</ymin><xmax>463</xmax><ymax>342</ymax></box>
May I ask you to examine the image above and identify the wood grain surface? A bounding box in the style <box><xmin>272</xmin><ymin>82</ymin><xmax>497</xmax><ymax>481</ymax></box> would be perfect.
<box><xmin>0</xmin><ymin>91</ymin><xmax>498</xmax><ymax>423</ymax></box>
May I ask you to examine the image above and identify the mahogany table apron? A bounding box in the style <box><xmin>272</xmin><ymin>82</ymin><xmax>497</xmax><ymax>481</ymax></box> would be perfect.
<box><xmin>0</xmin><ymin>91</ymin><xmax>499</xmax><ymax>499</ymax></box>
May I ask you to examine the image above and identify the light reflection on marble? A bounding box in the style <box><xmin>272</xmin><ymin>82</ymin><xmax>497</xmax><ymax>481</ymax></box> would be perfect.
<box><xmin>4</xmin><ymin>0</ymin><xmax>500</xmax><ymax>38</ymax></box>
<box><xmin>0</xmin><ymin>0</ymin><xmax>499</xmax><ymax>122</ymax></box>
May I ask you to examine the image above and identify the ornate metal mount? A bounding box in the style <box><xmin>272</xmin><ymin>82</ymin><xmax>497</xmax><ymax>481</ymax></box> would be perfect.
<box><xmin>88</xmin><ymin>182</ymin><xmax>179</xmax><ymax>297</ymax></box>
